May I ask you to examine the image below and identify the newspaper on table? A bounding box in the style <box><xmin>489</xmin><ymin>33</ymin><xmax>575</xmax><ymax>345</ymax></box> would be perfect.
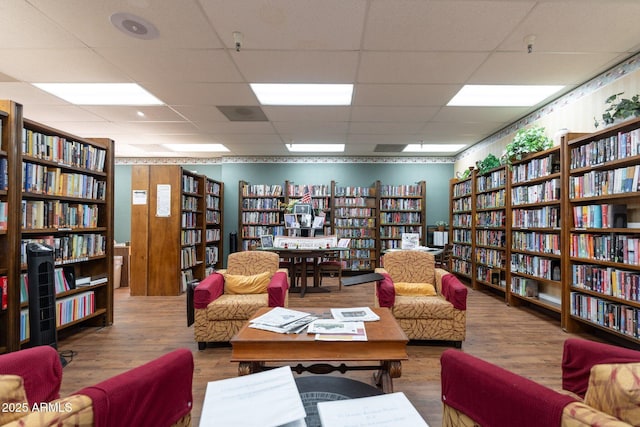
<box><xmin>249</xmin><ymin>307</ymin><xmax>316</xmax><ymax>334</ymax></box>
<box><xmin>330</xmin><ymin>307</ymin><xmax>380</xmax><ymax>322</ymax></box>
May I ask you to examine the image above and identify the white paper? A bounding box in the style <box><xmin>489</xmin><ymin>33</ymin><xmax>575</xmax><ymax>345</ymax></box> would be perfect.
<box><xmin>401</xmin><ymin>233</ymin><xmax>420</xmax><ymax>249</ymax></box>
<box><xmin>330</xmin><ymin>307</ymin><xmax>380</xmax><ymax>322</ymax></box>
<box><xmin>250</xmin><ymin>307</ymin><xmax>311</xmax><ymax>327</ymax></box>
<box><xmin>307</xmin><ymin>319</ymin><xmax>361</xmax><ymax>334</ymax></box>
<box><xmin>156</xmin><ymin>184</ymin><xmax>171</xmax><ymax>217</ymax></box>
<box><xmin>132</xmin><ymin>190</ymin><xmax>147</xmax><ymax>205</ymax></box>
<box><xmin>317</xmin><ymin>392</ymin><xmax>429</xmax><ymax>427</ymax></box>
<box><xmin>199</xmin><ymin>366</ymin><xmax>306</xmax><ymax>427</ymax></box>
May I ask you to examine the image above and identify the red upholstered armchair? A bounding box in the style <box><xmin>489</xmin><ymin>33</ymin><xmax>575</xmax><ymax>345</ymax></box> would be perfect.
<box><xmin>374</xmin><ymin>250</ymin><xmax>467</xmax><ymax>347</ymax></box>
<box><xmin>441</xmin><ymin>338</ymin><xmax>640</xmax><ymax>427</ymax></box>
<box><xmin>0</xmin><ymin>345</ymin><xmax>193</xmax><ymax>427</ymax></box>
<box><xmin>193</xmin><ymin>250</ymin><xmax>289</xmax><ymax>349</ymax></box>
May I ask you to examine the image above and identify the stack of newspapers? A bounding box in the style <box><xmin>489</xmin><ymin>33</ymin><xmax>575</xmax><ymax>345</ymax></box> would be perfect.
<box><xmin>249</xmin><ymin>307</ymin><xmax>318</xmax><ymax>334</ymax></box>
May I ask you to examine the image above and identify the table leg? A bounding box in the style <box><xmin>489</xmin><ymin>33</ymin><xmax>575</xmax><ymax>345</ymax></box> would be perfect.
<box><xmin>373</xmin><ymin>360</ymin><xmax>402</xmax><ymax>393</ymax></box>
<box><xmin>238</xmin><ymin>361</ymin><xmax>264</xmax><ymax>376</ymax></box>
<box><xmin>299</xmin><ymin>257</ymin><xmax>307</xmax><ymax>297</ymax></box>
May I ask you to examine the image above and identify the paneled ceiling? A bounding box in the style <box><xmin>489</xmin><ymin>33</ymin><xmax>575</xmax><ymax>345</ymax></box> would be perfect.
<box><xmin>1</xmin><ymin>0</ymin><xmax>639</xmax><ymax>158</ymax></box>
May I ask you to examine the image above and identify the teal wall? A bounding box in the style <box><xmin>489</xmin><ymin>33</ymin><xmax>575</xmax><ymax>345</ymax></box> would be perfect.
<box><xmin>114</xmin><ymin>161</ymin><xmax>453</xmax><ymax>256</ymax></box>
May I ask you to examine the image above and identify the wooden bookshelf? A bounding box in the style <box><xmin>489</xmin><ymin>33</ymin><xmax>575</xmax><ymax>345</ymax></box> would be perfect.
<box><xmin>332</xmin><ymin>181</ymin><xmax>379</xmax><ymax>271</ymax></box>
<box><xmin>449</xmin><ymin>176</ymin><xmax>474</xmax><ymax>280</ymax></box>
<box><xmin>10</xmin><ymin>104</ymin><xmax>114</xmax><ymax>347</ymax></box>
<box><xmin>205</xmin><ymin>178</ymin><xmax>223</xmax><ymax>275</ymax></box>
<box><xmin>238</xmin><ymin>180</ymin><xmax>285</xmax><ymax>251</ymax></box>
<box><xmin>180</xmin><ymin>170</ymin><xmax>205</xmax><ymax>292</ymax></box>
<box><xmin>474</xmin><ymin>166</ymin><xmax>508</xmax><ymax>295</ymax></box>
<box><xmin>507</xmin><ymin>146</ymin><xmax>563</xmax><ymax>314</ymax></box>
<box><xmin>378</xmin><ymin>182</ymin><xmax>426</xmax><ymax>251</ymax></box>
<box><xmin>563</xmin><ymin>120</ymin><xmax>640</xmax><ymax>345</ymax></box>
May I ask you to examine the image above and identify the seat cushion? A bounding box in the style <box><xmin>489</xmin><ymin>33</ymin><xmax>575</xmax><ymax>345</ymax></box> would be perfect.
<box><xmin>224</xmin><ymin>271</ymin><xmax>272</xmax><ymax>294</ymax></box>
<box><xmin>206</xmin><ymin>294</ymin><xmax>268</xmax><ymax>321</ymax></box>
<box><xmin>392</xmin><ymin>295</ymin><xmax>454</xmax><ymax>320</ymax></box>
<box><xmin>394</xmin><ymin>282</ymin><xmax>436</xmax><ymax>296</ymax></box>
<box><xmin>584</xmin><ymin>362</ymin><xmax>640</xmax><ymax>425</ymax></box>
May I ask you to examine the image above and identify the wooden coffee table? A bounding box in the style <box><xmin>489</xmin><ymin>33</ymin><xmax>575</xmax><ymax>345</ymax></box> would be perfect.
<box><xmin>230</xmin><ymin>307</ymin><xmax>409</xmax><ymax>393</ymax></box>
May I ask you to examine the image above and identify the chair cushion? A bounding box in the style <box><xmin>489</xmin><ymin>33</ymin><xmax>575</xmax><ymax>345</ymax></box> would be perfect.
<box><xmin>224</xmin><ymin>271</ymin><xmax>272</xmax><ymax>294</ymax></box>
<box><xmin>206</xmin><ymin>294</ymin><xmax>268</xmax><ymax>321</ymax></box>
<box><xmin>584</xmin><ymin>362</ymin><xmax>640</xmax><ymax>425</ymax></box>
<box><xmin>393</xmin><ymin>295</ymin><xmax>454</xmax><ymax>320</ymax></box>
<box><xmin>394</xmin><ymin>282</ymin><xmax>436</xmax><ymax>296</ymax></box>
<box><xmin>0</xmin><ymin>375</ymin><xmax>28</xmax><ymax>424</ymax></box>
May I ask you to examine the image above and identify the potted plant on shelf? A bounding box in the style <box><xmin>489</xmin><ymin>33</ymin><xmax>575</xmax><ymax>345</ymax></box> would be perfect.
<box><xmin>594</xmin><ymin>92</ymin><xmax>640</xmax><ymax>128</ymax></box>
<box><xmin>435</xmin><ymin>221</ymin><xmax>448</xmax><ymax>231</ymax></box>
<box><xmin>476</xmin><ymin>153</ymin><xmax>502</xmax><ymax>175</ymax></box>
<box><xmin>502</xmin><ymin>126</ymin><xmax>552</xmax><ymax>166</ymax></box>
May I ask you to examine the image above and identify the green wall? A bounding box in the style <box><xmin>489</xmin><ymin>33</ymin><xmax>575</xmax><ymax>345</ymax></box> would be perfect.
<box><xmin>113</xmin><ymin>161</ymin><xmax>453</xmax><ymax>256</ymax></box>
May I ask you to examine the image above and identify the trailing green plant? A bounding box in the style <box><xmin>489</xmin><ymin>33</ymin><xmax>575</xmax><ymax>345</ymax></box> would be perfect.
<box><xmin>503</xmin><ymin>126</ymin><xmax>552</xmax><ymax>165</ymax></box>
<box><xmin>594</xmin><ymin>92</ymin><xmax>640</xmax><ymax>128</ymax></box>
<box><xmin>435</xmin><ymin>220</ymin><xmax>448</xmax><ymax>227</ymax></box>
<box><xmin>476</xmin><ymin>153</ymin><xmax>502</xmax><ymax>175</ymax></box>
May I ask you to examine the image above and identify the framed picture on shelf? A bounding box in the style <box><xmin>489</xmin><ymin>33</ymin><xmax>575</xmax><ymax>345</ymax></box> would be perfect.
<box><xmin>312</xmin><ymin>215</ymin><xmax>325</xmax><ymax>229</ymax></box>
<box><xmin>300</xmin><ymin>213</ymin><xmax>312</xmax><ymax>228</ymax></box>
<box><xmin>260</xmin><ymin>235</ymin><xmax>274</xmax><ymax>248</ymax></box>
<box><xmin>293</xmin><ymin>203</ymin><xmax>312</xmax><ymax>215</ymax></box>
<box><xmin>284</xmin><ymin>214</ymin><xmax>300</xmax><ymax>229</ymax></box>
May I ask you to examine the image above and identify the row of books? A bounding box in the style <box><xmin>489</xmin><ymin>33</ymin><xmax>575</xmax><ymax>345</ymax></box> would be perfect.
<box><xmin>453</xmin><ymin>243</ymin><xmax>472</xmax><ymax>258</ymax></box>
<box><xmin>569</xmin><ymin>130</ymin><xmax>640</xmax><ymax>169</ymax></box>
<box><xmin>452</xmin><ymin>213</ymin><xmax>472</xmax><ymax>227</ymax></box>
<box><xmin>511</xmin><ymin>231</ymin><xmax>561</xmax><ymax>255</ymax></box>
<box><xmin>205</xmin><ymin>246</ymin><xmax>218</xmax><ymax>265</ymax></box>
<box><xmin>476</xmin><ymin>229</ymin><xmax>506</xmax><ymax>247</ymax></box>
<box><xmin>572</xmin><ymin>264</ymin><xmax>640</xmax><ymax>301</ymax></box>
<box><xmin>452</xmin><ymin>259</ymin><xmax>472</xmax><ymax>275</ymax></box>
<box><xmin>380</xmin><ymin>184</ymin><xmax>423</xmax><ymax>196</ymax></box>
<box><xmin>287</xmin><ymin>183</ymin><xmax>330</xmax><ymax>197</ymax></box>
<box><xmin>476</xmin><ymin>210</ymin><xmax>505</xmax><ymax>227</ymax></box>
<box><xmin>334</xmin><ymin>186</ymin><xmax>374</xmax><ymax>197</ymax></box>
<box><xmin>476</xmin><ymin>169</ymin><xmax>506</xmax><ymax>192</ymax></box>
<box><xmin>452</xmin><ymin>229</ymin><xmax>472</xmax><ymax>244</ymax></box>
<box><xmin>0</xmin><ymin>201</ymin><xmax>7</xmax><ymax>230</ymax></box>
<box><xmin>569</xmin><ymin>164</ymin><xmax>640</xmax><ymax>198</ymax></box>
<box><xmin>22</xmin><ymin>128</ymin><xmax>106</xmax><ymax>172</ymax></box>
<box><xmin>511</xmin><ymin>153</ymin><xmax>558</xmax><ymax>184</ymax></box>
<box><xmin>510</xmin><ymin>254</ymin><xmax>560</xmax><ymax>280</ymax></box>
<box><xmin>476</xmin><ymin>189</ymin><xmax>506</xmax><ymax>209</ymax></box>
<box><xmin>511</xmin><ymin>206</ymin><xmax>561</xmax><ymax>228</ymax></box>
<box><xmin>180</xmin><ymin>269</ymin><xmax>197</xmax><ymax>293</ymax></box>
<box><xmin>380</xmin><ymin>198</ymin><xmax>421</xmax><ymax>210</ymax></box>
<box><xmin>181</xmin><ymin>211</ymin><xmax>198</xmax><ymax>228</ymax></box>
<box><xmin>452</xmin><ymin>197</ymin><xmax>472</xmax><ymax>212</ymax></box>
<box><xmin>19</xmin><ymin>270</ymin><xmax>106</xmax><ymax>304</ymax></box>
<box><xmin>241</xmin><ymin>225</ymin><xmax>285</xmax><ymax>238</ymax></box>
<box><xmin>452</xmin><ymin>180</ymin><xmax>473</xmax><ymax>197</ymax></box>
<box><xmin>570</xmin><ymin>233</ymin><xmax>640</xmax><ymax>266</ymax></box>
<box><xmin>242</xmin><ymin>184</ymin><xmax>282</xmax><ymax>197</ymax></box>
<box><xmin>572</xmin><ymin>204</ymin><xmax>627</xmax><ymax>229</ymax></box>
<box><xmin>180</xmin><ymin>246</ymin><xmax>198</xmax><ymax>269</ymax></box>
<box><xmin>0</xmin><ymin>157</ymin><xmax>7</xmax><ymax>190</ymax></box>
<box><xmin>180</xmin><ymin>229</ymin><xmax>201</xmax><ymax>245</ymax></box>
<box><xmin>511</xmin><ymin>178</ymin><xmax>561</xmax><ymax>205</ymax></box>
<box><xmin>181</xmin><ymin>174</ymin><xmax>199</xmax><ymax>194</ymax></box>
<box><xmin>19</xmin><ymin>234</ymin><xmax>107</xmax><ymax>265</ymax></box>
<box><xmin>22</xmin><ymin>162</ymin><xmax>107</xmax><ymax>200</ymax></box>
<box><xmin>570</xmin><ymin>292</ymin><xmax>639</xmax><ymax>339</ymax></box>
<box><xmin>335</xmin><ymin>217</ymin><xmax>375</xmax><ymax>227</ymax></box>
<box><xmin>205</xmin><ymin>194</ymin><xmax>220</xmax><ymax>210</ymax></box>
<box><xmin>379</xmin><ymin>225</ymin><xmax>422</xmax><ymax>239</ymax></box>
<box><xmin>334</xmin><ymin>207</ymin><xmax>373</xmax><ymax>217</ymax></box>
<box><xmin>333</xmin><ymin>197</ymin><xmax>371</xmax><ymax>207</ymax></box>
<box><xmin>335</xmin><ymin>228</ymin><xmax>375</xmax><ymax>238</ymax></box>
<box><xmin>181</xmin><ymin>195</ymin><xmax>200</xmax><ymax>211</ymax></box>
<box><xmin>241</xmin><ymin>211</ymin><xmax>280</xmax><ymax>224</ymax></box>
<box><xmin>205</xmin><ymin>228</ymin><xmax>220</xmax><ymax>242</ymax></box>
<box><xmin>475</xmin><ymin>247</ymin><xmax>505</xmax><ymax>268</ymax></box>
<box><xmin>511</xmin><ymin>277</ymin><xmax>540</xmax><ymax>298</ymax></box>
<box><xmin>241</xmin><ymin>197</ymin><xmax>280</xmax><ymax>210</ymax></box>
<box><xmin>379</xmin><ymin>212</ymin><xmax>421</xmax><ymax>225</ymax></box>
<box><xmin>21</xmin><ymin>200</ymin><xmax>99</xmax><ymax>230</ymax></box>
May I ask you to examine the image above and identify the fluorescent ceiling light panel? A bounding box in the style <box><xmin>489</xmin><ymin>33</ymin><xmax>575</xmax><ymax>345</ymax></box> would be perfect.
<box><xmin>286</xmin><ymin>144</ymin><xmax>345</xmax><ymax>152</ymax></box>
<box><xmin>403</xmin><ymin>144</ymin><xmax>467</xmax><ymax>153</ymax></box>
<box><xmin>33</xmin><ymin>83</ymin><xmax>163</xmax><ymax>105</ymax></box>
<box><xmin>164</xmin><ymin>144</ymin><xmax>229</xmax><ymax>152</ymax></box>
<box><xmin>447</xmin><ymin>85</ymin><xmax>564</xmax><ymax>107</ymax></box>
<box><xmin>250</xmin><ymin>84</ymin><xmax>353</xmax><ymax>106</ymax></box>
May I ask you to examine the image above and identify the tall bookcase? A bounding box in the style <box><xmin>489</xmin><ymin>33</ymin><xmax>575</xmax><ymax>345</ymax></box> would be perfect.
<box><xmin>7</xmin><ymin>102</ymin><xmax>114</xmax><ymax>349</ymax></box>
<box><xmin>332</xmin><ymin>181</ymin><xmax>379</xmax><ymax>271</ymax></box>
<box><xmin>507</xmin><ymin>146</ymin><xmax>563</xmax><ymax>314</ymax></box>
<box><xmin>563</xmin><ymin>119</ymin><xmax>640</xmax><ymax>345</ymax></box>
<box><xmin>205</xmin><ymin>178</ymin><xmax>223</xmax><ymax>275</ymax></box>
<box><xmin>131</xmin><ymin>165</ymin><xmax>218</xmax><ymax>296</ymax></box>
<box><xmin>378</xmin><ymin>182</ymin><xmax>426</xmax><ymax>251</ymax></box>
<box><xmin>449</xmin><ymin>176</ymin><xmax>474</xmax><ymax>280</ymax></box>
<box><xmin>238</xmin><ymin>180</ymin><xmax>285</xmax><ymax>251</ymax></box>
<box><xmin>474</xmin><ymin>166</ymin><xmax>508</xmax><ymax>295</ymax></box>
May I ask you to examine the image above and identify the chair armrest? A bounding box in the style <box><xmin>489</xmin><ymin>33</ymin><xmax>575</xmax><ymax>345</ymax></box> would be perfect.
<box><xmin>76</xmin><ymin>348</ymin><xmax>194</xmax><ymax>427</ymax></box>
<box><xmin>4</xmin><ymin>394</ymin><xmax>93</xmax><ymax>427</ymax></box>
<box><xmin>268</xmin><ymin>271</ymin><xmax>289</xmax><ymax>307</ymax></box>
<box><xmin>0</xmin><ymin>346</ymin><xmax>62</xmax><ymax>404</ymax></box>
<box><xmin>194</xmin><ymin>273</ymin><xmax>224</xmax><ymax>309</ymax></box>
<box><xmin>562</xmin><ymin>338</ymin><xmax>640</xmax><ymax>398</ymax></box>
<box><xmin>374</xmin><ymin>267</ymin><xmax>388</xmax><ymax>274</ymax></box>
<box><xmin>375</xmin><ymin>272</ymin><xmax>395</xmax><ymax>307</ymax></box>
<box><xmin>441</xmin><ymin>349</ymin><xmax>575</xmax><ymax>427</ymax></box>
<box><xmin>440</xmin><ymin>273</ymin><xmax>467</xmax><ymax>311</ymax></box>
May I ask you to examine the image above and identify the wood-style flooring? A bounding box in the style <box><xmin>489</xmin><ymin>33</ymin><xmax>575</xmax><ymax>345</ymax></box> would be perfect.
<box><xmin>57</xmin><ymin>277</ymin><xmax>601</xmax><ymax>427</ymax></box>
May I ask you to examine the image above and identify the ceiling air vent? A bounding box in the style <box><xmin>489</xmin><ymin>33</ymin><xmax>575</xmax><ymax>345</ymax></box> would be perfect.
<box><xmin>217</xmin><ymin>106</ymin><xmax>268</xmax><ymax>122</ymax></box>
<box><xmin>374</xmin><ymin>144</ymin><xmax>407</xmax><ymax>153</ymax></box>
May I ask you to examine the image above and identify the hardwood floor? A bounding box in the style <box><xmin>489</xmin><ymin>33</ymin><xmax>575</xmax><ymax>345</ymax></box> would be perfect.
<box><xmin>57</xmin><ymin>278</ymin><xmax>600</xmax><ymax>427</ymax></box>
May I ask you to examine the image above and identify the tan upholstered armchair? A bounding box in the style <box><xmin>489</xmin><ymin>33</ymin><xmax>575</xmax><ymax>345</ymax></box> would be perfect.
<box><xmin>374</xmin><ymin>250</ymin><xmax>467</xmax><ymax>347</ymax></box>
<box><xmin>193</xmin><ymin>250</ymin><xmax>289</xmax><ymax>349</ymax></box>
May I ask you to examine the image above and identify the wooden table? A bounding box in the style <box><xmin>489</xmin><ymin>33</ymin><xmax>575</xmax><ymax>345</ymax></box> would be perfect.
<box><xmin>230</xmin><ymin>307</ymin><xmax>409</xmax><ymax>393</ymax></box>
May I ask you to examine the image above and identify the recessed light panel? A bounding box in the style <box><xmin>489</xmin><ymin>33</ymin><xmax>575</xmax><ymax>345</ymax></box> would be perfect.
<box><xmin>286</xmin><ymin>144</ymin><xmax>345</xmax><ymax>152</ymax></box>
<box><xmin>447</xmin><ymin>85</ymin><xmax>564</xmax><ymax>107</ymax></box>
<box><xmin>164</xmin><ymin>144</ymin><xmax>229</xmax><ymax>152</ymax></box>
<box><xmin>33</xmin><ymin>83</ymin><xmax>163</xmax><ymax>105</ymax></box>
<box><xmin>403</xmin><ymin>144</ymin><xmax>466</xmax><ymax>153</ymax></box>
<box><xmin>251</xmin><ymin>84</ymin><xmax>353</xmax><ymax>106</ymax></box>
